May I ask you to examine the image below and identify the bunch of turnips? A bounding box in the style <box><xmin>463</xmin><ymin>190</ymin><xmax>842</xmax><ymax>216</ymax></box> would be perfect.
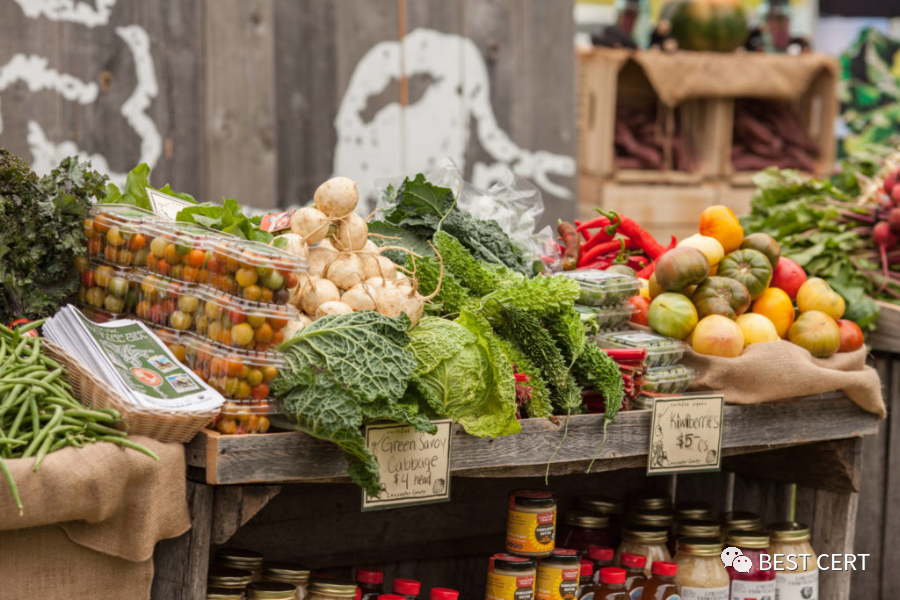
<box><xmin>274</xmin><ymin>177</ymin><xmax>436</xmax><ymax>334</ymax></box>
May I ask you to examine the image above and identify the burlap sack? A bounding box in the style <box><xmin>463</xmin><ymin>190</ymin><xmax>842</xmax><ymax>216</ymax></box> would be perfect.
<box><xmin>0</xmin><ymin>436</ymin><xmax>190</xmax><ymax>599</ymax></box>
<box><xmin>682</xmin><ymin>342</ymin><xmax>886</xmax><ymax>417</ymax></box>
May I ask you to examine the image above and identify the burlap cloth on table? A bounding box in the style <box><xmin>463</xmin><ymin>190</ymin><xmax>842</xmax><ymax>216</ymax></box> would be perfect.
<box><xmin>0</xmin><ymin>436</ymin><xmax>190</xmax><ymax>600</ymax></box>
<box><xmin>591</xmin><ymin>48</ymin><xmax>838</xmax><ymax>106</ymax></box>
<box><xmin>681</xmin><ymin>342</ymin><xmax>886</xmax><ymax>417</ymax></box>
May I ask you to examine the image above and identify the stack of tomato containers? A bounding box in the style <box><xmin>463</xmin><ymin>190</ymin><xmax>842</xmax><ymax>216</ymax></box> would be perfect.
<box><xmin>77</xmin><ymin>205</ymin><xmax>307</xmax><ymax>434</ymax></box>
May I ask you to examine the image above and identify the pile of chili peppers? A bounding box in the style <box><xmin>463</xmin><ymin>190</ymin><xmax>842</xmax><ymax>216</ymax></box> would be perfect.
<box><xmin>557</xmin><ymin>210</ymin><xmax>677</xmax><ymax>279</ymax></box>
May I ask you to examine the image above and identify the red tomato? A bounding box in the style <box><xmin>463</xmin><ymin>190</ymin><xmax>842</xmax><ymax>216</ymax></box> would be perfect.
<box><xmin>837</xmin><ymin>319</ymin><xmax>864</xmax><ymax>353</ymax></box>
<box><xmin>770</xmin><ymin>257</ymin><xmax>807</xmax><ymax>300</ymax></box>
<box><xmin>628</xmin><ymin>295</ymin><xmax>651</xmax><ymax>327</ymax></box>
<box><xmin>228</xmin><ymin>308</ymin><xmax>247</xmax><ymax>325</ymax></box>
<box><xmin>251</xmin><ymin>383</ymin><xmax>270</xmax><ymax>400</ymax></box>
<box><xmin>81</xmin><ymin>270</ymin><xmax>96</xmax><ymax>288</ymax></box>
<box><xmin>285</xmin><ymin>272</ymin><xmax>299</xmax><ymax>290</ymax></box>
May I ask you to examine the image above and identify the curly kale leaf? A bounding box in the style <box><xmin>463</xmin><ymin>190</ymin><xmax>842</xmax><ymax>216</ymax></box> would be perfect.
<box><xmin>407</xmin><ymin>253</ymin><xmax>473</xmax><ymax>317</ymax></box>
<box><xmin>272</xmin><ymin>311</ymin><xmax>429</xmax><ymax>496</ymax></box>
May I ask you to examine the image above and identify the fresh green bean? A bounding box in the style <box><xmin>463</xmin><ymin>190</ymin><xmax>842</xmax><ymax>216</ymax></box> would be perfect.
<box><xmin>23</xmin><ymin>406</ymin><xmax>62</xmax><ymax>458</ymax></box>
<box><xmin>32</xmin><ymin>434</ymin><xmax>54</xmax><ymax>471</ymax></box>
<box><xmin>0</xmin><ymin>457</ymin><xmax>22</xmax><ymax>516</ymax></box>
<box><xmin>94</xmin><ymin>436</ymin><xmax>160</xmax><ymax>461</ymax></box>
<box><xmin>7</xmin><ymin>397</ymin><xmax>32</xmax><ymax>440</ymax></box>
<box><xmin>62</xmin><ymin>409</ymin><xmax>119</xmax><ymax>424</ymax></box>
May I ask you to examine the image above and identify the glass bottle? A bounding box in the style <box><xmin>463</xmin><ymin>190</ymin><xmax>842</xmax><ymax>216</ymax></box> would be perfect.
<box><xmin>768</xmin><ymin>522</ymin><xmax>819</xmax><ymax>600</ymax></box>
<box><xmin>263</xmin><ymin>562</ymin><xmax>311</xmax><ymax>600</ymax></box>
<box><xmin>247</xmin><ymin>581</ymin><xmax>301</xmax><ymax>600</ymax></box>
<box><xmin>355</xmin><ymin>569</ymin><xmax>384</xmax><ymax>600</ymax></box>
<box><xmin>616</xmin><ymin>526</ymin><xmax>671</xmax><ymax>577</ymax></box>
<box><xmin>595</xmin><ymin>567</ymin><xmax>629</xmax><ymax>600</ymax></box>
<box><xmin>392</xmin><ymin>579</ymin><xmax>421</xmax><ymax>600</ymax></box>
<box><xmin>620</xmin><ymin>554</ymin><xmax>647</xmax><ymax>598</ymax></box>
<box><xmin>673</xmin><ymin>538</ymin><xmax>729</xmax><ymax>599</ymax></box>
<box><xmin>588</xmin><ymin>547</ymin><xmax>616</xmax><ymax>587</ymax></box>
<box><xmin>725</xmin><ymin>530</ymin><xmax>776</xmax><ymax>600</ymax></box>
<box><xmin>558</xmin><ymin>511</ymin><xmax>613</xmax><ymax>556</ymax></box>
<box><xmin>579</xmin><ymin>560</ymin><xmax>596</xmax><ymax>600</ymax></box>
<box><xmin>579</xmin><ymin>497</ymin><xmax>624</xmax><ymax>546</ymax></box>
<box><xmin>641</xmin><ymin>561</ymin><xmax>679</xmax><ymax>599</ymax></box>
<box><xmin>430</xmin><ymin>589</ymin><xmax>458</xmax><ymax>600</ymax></box>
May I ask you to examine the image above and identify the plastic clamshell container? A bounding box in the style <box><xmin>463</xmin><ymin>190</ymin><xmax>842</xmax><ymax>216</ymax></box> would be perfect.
<box><xmin>643</xmin><ymin>365</ymin><xmax>696</xmax><ymax>394</ymax></box>
<box><xmin>77</xmin><ymin>260</ymin><xmax>138</xmax><ymax>316</ymax></box>
<box><xmin>593</xmin><ymin>330</ymin><xmax>685</xmax><ymax>368</ymax></box>
<box><xmin>214</xmin><ymin>400</ymin><xmax>277</xmax><ymax>435</ymax></box>
<box><xmin>577</xmin><ymin>302</ymin><xmax>635</xmax><ymax>332</ymax></box>
<box><xmin>134</xmin><ymin>272</ymin><xmax>299</xmax><ymax>352</ymax></box>
<box><xmin>85</xmin><ymin>204</ymin><xmax>162</xmax><ymax>268</ymax></box>
<box><xmin>562</xmin><ymin>269</ymin><xmax>641</xmax><ymax>307</ymax></box>
<box><xmin>184</xmin><ymin>337</ymin><xmax>284</xmax><ymax>401</ymax></box>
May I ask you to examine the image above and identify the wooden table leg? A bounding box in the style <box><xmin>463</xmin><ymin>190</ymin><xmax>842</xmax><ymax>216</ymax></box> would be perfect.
<box><xmin>151</xmin><ymin>480</ymin><xmax>215</xmax><ymax>600</ymax></box>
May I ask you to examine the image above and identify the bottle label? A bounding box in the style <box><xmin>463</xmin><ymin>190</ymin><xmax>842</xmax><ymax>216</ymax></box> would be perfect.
<box><xmin>679</xmin><ymin>586</ymin><xmax>729</xmax><ymax>600</ymax></box>
<box><xmin>535</xmin><ymin>566</ymin><xmax>579</xmax><ymax>600</ymax></box>
<box><xmin>731</xmin><ymin>579</ymin><xmax>776</xmax><ymax>600</ymax></box>
<box><xmin>506</xmin><ymin>509</ymin><xmax>556</xmax><ymax>554</ymax></box>
<box><xmin>630</xmin><ymin>589</ymin><xmax>643</xmax><ymax>599</ymax></box>
<box><xmin>775</xmin><ymin>570</ymin><xmax>818</xmax><ymax>600</ymax></box>
<box><xmin>487</xmin><ymin>571</ymin><xmax>535</xmax><ymax>600</ymax></box>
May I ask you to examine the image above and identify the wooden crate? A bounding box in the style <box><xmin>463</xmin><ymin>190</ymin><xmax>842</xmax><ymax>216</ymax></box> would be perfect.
<box><xmin>577</xmin><ymin>48</ymin><xmax>726</xmax><ymax>180</ymax></box>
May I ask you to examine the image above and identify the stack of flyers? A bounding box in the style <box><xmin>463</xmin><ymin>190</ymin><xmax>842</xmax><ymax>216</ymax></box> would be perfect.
<box><xmin>43</xmin><ymin>305</ymin><xmax>224</xmax><ymax>415</ymax></box>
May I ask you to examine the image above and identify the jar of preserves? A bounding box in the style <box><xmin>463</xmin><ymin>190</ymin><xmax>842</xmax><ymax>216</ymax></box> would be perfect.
<box><xmin>208</xmin><ymin>567</ymin><xmax>254</xmax><ymax>593</ymax></box>
<box><xmin>620</xmin><ymin>553</ymin><xmax>647</xmax><ymax>598</ymax></box>
<box><xmin>632</xmin><ymin>492</ymin><xmax>672</xmax><ymax>513</ymax></box>
<box><xmin>355</xmin><ymin>569</ymin><xmax>383</xmax><ymax>600</ymax></box>
<box><xmin>264</xmin><ymin>563</ymin><xmax>310</xmax><ymax>600</ymax></box>
<box><xmin>725</xmin><ymin>530</ymin><xmax>776</xmax><ymax>600</ymax></box>
<box><xmin>595</xmin><ymin>567</ymin><xmax>628</xmax><ymax>600</ymax></box>
<box><xmin>579</xmin><ymin>560</ymin><xmax>596</xmax><ymax>600</ymax></box>
<box><xmin>392</xmin><ymin>579</ymin><xmax>421</xmax><ymax>600</ymax></box>
<box><xmin>587</xmin><ymin>547</ymin><xmax>615</xmax><ymax>587</ymax></box>
<box><xmin>486</xmin><ymin>553</ymin><xmax>536</xmax><ymax>600</ymax></box>
<box><xmin>247</xmin><ymin>582</ymin><xmax>301</xmax><ymax>600</ymax></box>
<box><xmin>558</xmin><ymin>511</ymin><xmax>613</xmax><ymax>555</ymax></box>
<box><xmin>768</xmin><ymin>522</ymin><xmax>818</xmax><ymax>600</ymax></box>
<box><xmin>670</xmin><ymin>520</ymin><xmax>721</xmax><ymax>556</ymax></box>
<box><xmin>216</xmin><ymin>548</ymin><xmax>265</xmax><ymax>581</ymax></box>
<box><xmin>579</xmin><ymin>496</ymin><xmax>624</xmax><ymax>545</ymax></box>
<box><xmin>673</xmin><ymin>502</ymin><xmax>713</xmax><ymax>523</ymax></box>
<box><xmin>536</xmin><ymin>549</ymin><xmax>581</xmax><ymax>600</ymax></box>
<box><xmin>627</xmin><ymin>510</ymin><xmax>673</xmax><ymax>530</ymax></box>
<box><xmin>307</xmin><ymin>581</ymin><xmax>359</xmax><ymax>600</ymax></box>
<box><xmin>615</xmin><ymin>525</ymin><xmax>671</xmax><ymax>576</ymax></box>
<box><xmin>719</xmin><ymin>512</ymin><xmax>762</xmax><ymax>536</ymax></box>
<box><xmin>642</xmin><ymin>561</ymin><xmax>679</xmax><ymax>600</ymax></box>
<box><xmin>507</xmin><ymin>490</ymin><xmax>557</xmax><ymax>557</ymax></box>
<box><xmin>207</xmin><ymin>589</ymin><xmax>244</xmax><ymax>600</ymax></box>
<box><xmin>430</xmin><ymin>589</ymin><xmax>459</xmax><ymax>600</ymax></box>
<box><xmin>673</xmin><ymin>537</ymin><xmax>729</xmax><ymax>600</ymax></box>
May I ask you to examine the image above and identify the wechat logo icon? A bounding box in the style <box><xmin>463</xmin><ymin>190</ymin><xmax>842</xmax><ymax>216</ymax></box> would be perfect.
<box><xmin>721</xmin><ymin>547</ymin><xmax>753</xmax><ymax>573</ymax></box>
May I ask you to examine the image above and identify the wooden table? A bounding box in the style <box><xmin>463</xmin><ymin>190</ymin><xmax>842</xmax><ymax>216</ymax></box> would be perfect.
<box><xmin>151</xmin><ymin>394</ymin><xmax>879</xmax><ymax>600</ymax></box>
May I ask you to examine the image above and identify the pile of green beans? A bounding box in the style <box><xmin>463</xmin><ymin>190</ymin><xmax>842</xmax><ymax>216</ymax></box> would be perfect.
<box><xmin>0</xmin><ymin>320</ymin><xmax>158</xmax><ymax>515</ymax></box>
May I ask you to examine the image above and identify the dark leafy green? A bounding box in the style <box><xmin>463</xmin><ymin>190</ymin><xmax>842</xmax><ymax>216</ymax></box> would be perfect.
<box><xmin>176</xmin><ymin>198</ymin><xmax>272</xmax><ymax>243</ymax></box>
<box><xmin>102</xmin><ymin>163</ymin><xmax>196</xmax><ymax>209</ymax></box>
<box><xmin>0</xmin><ymin>151</ymin><xmax>108</xmax><ymax>322</ymax></box>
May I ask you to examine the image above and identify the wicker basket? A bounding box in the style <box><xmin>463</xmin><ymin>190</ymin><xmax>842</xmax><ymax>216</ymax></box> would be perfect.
<box><xmin>43</xmin><ymin>341</ymin><xmax>216</xmax><ymax>443</ymax></box>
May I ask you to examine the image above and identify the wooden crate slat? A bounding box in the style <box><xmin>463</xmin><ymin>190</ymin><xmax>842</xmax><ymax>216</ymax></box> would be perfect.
<box><xmin>187</xmin><ymin>395</ymin><xmax>880</xmax><ymax>485</ymax></box>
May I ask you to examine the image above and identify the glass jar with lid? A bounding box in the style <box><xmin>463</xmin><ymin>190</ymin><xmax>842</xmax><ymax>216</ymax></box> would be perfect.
<box><xmin>725</xmin><ymin>530</ymin><xmax>776</xmax><ymax>600</ymax></box>
<box><xmin>247</xmin><ymin>581</ymin><xmax>301</xmax><ymax>600</ymax></box>
<box><xmin>355</xmin><ymin>568</ymin><xmax>384</xmax><ymax>600</ymax></box>
<box><xmin>578</xmin><ymin>496</ymin><xmax>623</xmax><ymax>545</ymax></box>
<box><xmin>507</xmin><ymin>490</ymin><xmax>557</xmax><ymax>557</ymax></box>
<box><xmin>594</xmin><ymin>567</ymin><xmax>628</xmax><ymax>600</ymax></box>
<box><xmin>536</xmin><ymin>548</ymin><xmax>581</xmax><ymax>600</ymax></box>
<box><xmin>632</xmin><ymin>492</ymin><xmax>672</xmax><ymax>513</ymax></box>
<box><xmin>627</xmin><ymin>510</ymin><xmax>673</xmax><ymax>530</ymax></box>
<box><xmin>207</xmin><ymin>589</ymin><xmax>244</xmax><ymax>600</ymax></box>
<box><xmin>620</xmin><ymin>553</ymin><xmax>647</xmax><ymax>596</ymax></box>
<box><xmin>673</xmin><ymin>502</ymin><xmax>713</xmax><ymax>523</ymax></box>
<box><xmin>673</xmin><ymin>537</ymin><xmax>730</xmax><ymax>599</ymax></box>
<box><xmin>719</xmin><ymin>512</ymin><xmax>762</xmax><ymax>536</ymax></box>
<box><xmin>307</xmin><ymin>581</ymin><xmax>358</xmax><ymax>600</ymax></box>
<box><xmin>615</xmin><ymin>525</ymin><xmax>671</xmax><ymax>576</ymax></box>
<box><xmin>670</xmin><ymin>519</ymin><xmax>721</xmax><ymax>556</ymax></box>
<box><xmin>558</xmin><ymin>511</ymin><xmax>613</xmax><ymax>555</ymax></box>
<box><xmin>392</xmin><ymin>579</ymin><xmax>421</xmax><ymax>600</ymax></box>
<box><xmin>642</xmin><ymin>561</ymin><xmax>679</xmax><ymax>600</ymax></box>
<box><xmin>263</xmin><ymin>562</ymin><xmax>310</xmax><ymax>600</ymax></box>
<box><xmin>216</xmin><ymin>548</ymin><xmax>265</xmax><ymax>581</ymax></box>
<box><xmin>486</xmin><ymin>553</ymin><xmax>537</xmax><ymax>600</ymax></box>
<box><xmin>208</xmin><ymin>567</ymin><xmax>254</xmax><ymax>593</ymax></box>
<box><xmin>768</xmin><ymin>522</ymin><xmax>819</xmax><ymax>600</ymax></box>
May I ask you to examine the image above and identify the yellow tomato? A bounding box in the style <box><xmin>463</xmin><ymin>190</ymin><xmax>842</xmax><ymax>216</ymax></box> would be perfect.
<box><xmin>735</xmin><ymin>313</ymin><xmax>780</xmax><ymax>346</ymax></box>
<box><xmin>678</xmin><ymin>234</ymin><xmax>725</xmax><ymax>267</ymax></box>
<box><xmin>699</xmin><ymin>205</ymin><xmax>744</xmax><ymax>253</ymax></box>
<box><xmin>796</xmin><ymin>278</ymin><xmax>845</xmax><ymax>320</ymax></box>
<box><xmin>752</xmin><ymin>287</ymin><xmax>795</xmax><ymax>338</ymax></box>
<box><xmin>691</xmin><ymin>315</ymin><xmax>744</xmax><ymax>358</ymax></box>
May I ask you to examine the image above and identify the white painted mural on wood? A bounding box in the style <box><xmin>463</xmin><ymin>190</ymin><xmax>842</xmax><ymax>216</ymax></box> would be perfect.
<box><xmin>335</xmin><ymin>27</ymin><xmax>575</xmax><ymax>203</ymax></box>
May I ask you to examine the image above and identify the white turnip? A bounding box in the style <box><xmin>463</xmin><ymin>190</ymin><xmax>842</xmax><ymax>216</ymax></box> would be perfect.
<box><xmin>341</xmin><ymin>283</ymin><xmax>378</xmax><ymax>312</ymax></box>
<box><xmin>376</xmin><ymin>284</ymin><xmax>425</xmax><ymax>327</ymax></box>
<box><xmin>290</xmin><ymin>206</ymin><xmax>330</xmax><ymax>244</ymax></box>
<box><xmin>364</xmin><ymin>240</ymin><xmax>379</xmax><ymax>254</ymax></box>
<box><xmin>272</xmin><ymin>233</ymin><xmax>309</xmax><ymax>261</ymax></box>
<box><xmin>324</xmin><ymin>253</ymin><xmax>365</xmax><ymax>290</ymax></box>
<box><xmin>281</xmin><ymin>315</ymin><xmax>313</xmax><ymax>340</ymax></box>
<box><xmin>307</xmin><ymin>245</ymin><xmax>339</xmax><ymax>277</ymax></box>
<box><xmin>300</xmin><ymin>277</ymin><xmax>341</xmax><ymax>315</ymax></box>
<box><xmin>314</xmin><ymin>177</ymin><xmax>359</xmax><ymax>218</ymax></box>
<box><xmin>333</xmin><ymin>212</ymin><xmax>368</xmax><ymax>252</ymax></box>
<box><xmin>316</xmin><ymin>301</ymin><xmax>354</xmax><ymax>319</ymax></box>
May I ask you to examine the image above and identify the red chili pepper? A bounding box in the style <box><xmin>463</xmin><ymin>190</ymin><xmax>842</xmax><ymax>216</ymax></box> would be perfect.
<box><xmin>574</xmin><ymin>220</ymin><xmax>589</xmax><ymax>242</ymax></box>
<box><xmin>627</xmin><ymin>255</ymin><xmax>650</xmax><ymax>270</ymax></box>
<box><xmin>579</xmin><ymin>238</ymin><xmax>638</xmax><ymax>267</ymax></box>
<box><xmin>580</xmin><ymin>258</ymin><xmax>613</xmax><ymax>270</ymax></box>
<box><xmin>594</xmin><ymin>210</ymin><xmax>670</xmax><ymax>260</ymax></box>
<box><xmin>581</xmin><ymin>228</ymin><xmax>616</xmax><ymax>253</ymax></box>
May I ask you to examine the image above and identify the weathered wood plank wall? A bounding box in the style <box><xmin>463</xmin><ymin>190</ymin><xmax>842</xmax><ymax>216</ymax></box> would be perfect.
<box><xmin>0</xmin><ymin>0</ymin><xmax>576</xmax><ymax>223</ymax></box>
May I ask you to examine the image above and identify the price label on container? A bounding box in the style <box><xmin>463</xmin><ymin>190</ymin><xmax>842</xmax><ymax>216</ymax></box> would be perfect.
<box><xmin>147</xmin><ymin>188</ymin><xmax>195</xmax><ymax>220</ymax></box>
<box><xmin>362</xmin><ymin>419</ymin><xmax>453</xmax><ymax>511</ymax></box>
<box><xmin>647</xmin><ymin>393</ymin><xmax>724</xmax><ymax>476</ymax></box>
<box><xmin>259</xmin><ymin>209</ymin><xmax>296</xmax><ymax>233</ymax></box>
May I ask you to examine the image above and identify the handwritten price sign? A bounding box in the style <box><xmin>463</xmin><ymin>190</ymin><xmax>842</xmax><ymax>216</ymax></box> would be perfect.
<box><xmin>362</xmin><ymin>420</ymin><xmax>453</xmax><ymax>511</ymax></box>
<box><xmin>647</xmin><ymin>393</ymin><xmax>724</xmax><ymax>476</ymax></box>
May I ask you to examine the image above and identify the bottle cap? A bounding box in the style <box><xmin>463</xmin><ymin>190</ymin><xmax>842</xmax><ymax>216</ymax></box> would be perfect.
<box><xmin>621</xmin><ymin>553</ymin><xmax>647</xmax><ymax>569</ymax></box>
<box><xmin>651</xmin><ymin>561</ymin><xmax>677</xmax><ymax>577</ymax></box>
<box><xmin>392</xmin><ymin>579</ymin><xmax>422</xmax><ymax>596</ymax></box>
<box><xmin>588</xmin><ymin>546</ymin><xmax>615</xmax><ymax>562</ymax></box>
<box><xmin>599</xmin><ymin>567</ymin><xmax>626</xmax><ymax>585</ymax></box>
<box><xmin>580</xmin><ymin>560</ymin><xmax>593</xmax><ymax>577</ymax></box>
<box><xmin>356</xmin><ymin>569</ymin><xmax>384</xmax><ymax>585</ymax></box>
<box><xmin>378</xmin><ymin>596</ymin><xmax>405</xmax><ymax>600</ymax></box>
<box><xmin>430</xmin><ymin>589</ymin><xmax>459</xmax><ymax>600</ymax></box>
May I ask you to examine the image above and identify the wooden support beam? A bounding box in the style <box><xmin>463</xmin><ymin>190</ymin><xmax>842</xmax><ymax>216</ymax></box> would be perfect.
<box><xmin>211</xmin><ymin>485</ymin><xmax>282</xmax><ymax>546</ymax></box>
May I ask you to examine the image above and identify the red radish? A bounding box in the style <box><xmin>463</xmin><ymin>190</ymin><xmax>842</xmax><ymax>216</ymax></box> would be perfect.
<box><xmin>885</xmin><ymin>171</ymin><xmax>898</xmax><ymax>195</ymax></box>
<box><xmin>874</xmin><ymin>221</ymin><xmax>900</xmax><ymax>291</ymax></box>
<box><xmin>890</xmin><ymin>209</ymin><xmax>900</xmax><ymax>233</ymax></box>
<box><xmin>770</xmin><ymin>257</ymin><xmax>807</xmax><ymax>300</ymax></box>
